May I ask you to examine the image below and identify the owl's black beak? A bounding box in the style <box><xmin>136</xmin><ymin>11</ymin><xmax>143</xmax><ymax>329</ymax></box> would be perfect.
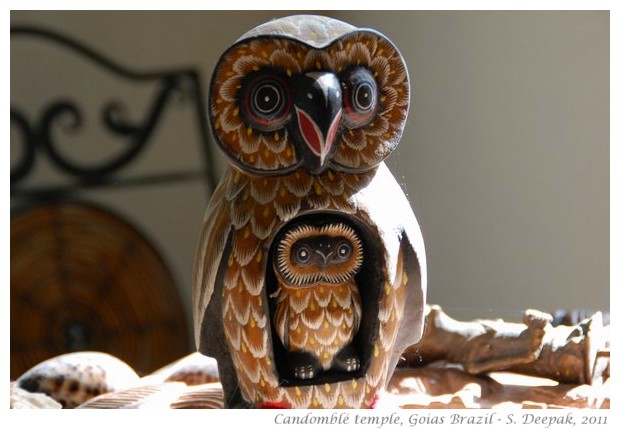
<box><xmin>292</xmin><ymin>72</ymin><xmax>342</xmax><ymax>174</ymax></box>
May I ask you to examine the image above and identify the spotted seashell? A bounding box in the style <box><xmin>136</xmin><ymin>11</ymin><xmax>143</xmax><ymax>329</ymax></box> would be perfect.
<box><xmin>78</xmin><ymin>382</ymin><xmax>224</xmax><ymax>409</ymax></box>
<box><xmin>15</xmin><ymin>351</ymin><xmax>140</xmax><ymax>408</ymax></box>
<box><xmin>144</xmin><ymin>352</ymin><xmax>219</xmax><ymax>386</ymax></box>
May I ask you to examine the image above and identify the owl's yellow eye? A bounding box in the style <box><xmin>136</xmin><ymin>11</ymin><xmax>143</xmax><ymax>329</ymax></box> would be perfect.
<box><xmin>240</xmin><ymin>71</ymin><xmax>291</xmax><ymax>132</ymax></box>
<box><xmin>341</xmin><ymin>67</ymin><xmax>379</xmax><ymax>129</ymax></box>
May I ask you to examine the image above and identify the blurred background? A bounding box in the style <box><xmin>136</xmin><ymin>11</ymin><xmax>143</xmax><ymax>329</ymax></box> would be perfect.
<box><xmin>10</xmin><ymin>10</ymin><xmax>609</xmax><ymax>378</ymax></box>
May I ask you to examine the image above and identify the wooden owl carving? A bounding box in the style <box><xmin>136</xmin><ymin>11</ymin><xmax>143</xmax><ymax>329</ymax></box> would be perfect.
<box><xmin>193</xmin><ymin>14</ymin><xmax>426</xmax><ymax>408</ymax></box>
<box><xmin>272</xmin><ymin>221</ymin><xmax>363</xmax><ymax>380</ymax></box>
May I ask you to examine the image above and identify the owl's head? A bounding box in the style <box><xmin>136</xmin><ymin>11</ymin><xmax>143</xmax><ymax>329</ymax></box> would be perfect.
<box><xmin>274</xmin><ymin>222</ymin><xmax>363</xmax><ymax>286</ymax></box>
<box><xmin>209</xmin><ymin>15</ymin><xmax>409</xmax><ymax>176</ymax></box>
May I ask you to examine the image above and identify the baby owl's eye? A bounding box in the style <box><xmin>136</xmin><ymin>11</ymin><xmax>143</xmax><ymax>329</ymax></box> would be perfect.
<box><xmin>336</xmin><ymin>241</ymin><xmax>352</xmax><ymax>259</ymax></box>
<box><xmin>295</xmin><ymin>246</ymin><xmax>311</xmax><ymax>264</ymax></box>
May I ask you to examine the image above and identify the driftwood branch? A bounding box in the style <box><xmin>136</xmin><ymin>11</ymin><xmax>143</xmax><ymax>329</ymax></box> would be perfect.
<box><xmin>401</xmin><ymin>305</ymin><xmax>608</xmax><ymax>385</ymax></box>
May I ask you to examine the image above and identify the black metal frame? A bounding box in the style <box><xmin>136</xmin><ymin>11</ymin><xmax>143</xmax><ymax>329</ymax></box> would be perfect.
<box><xmin>10</xmin><ymin>25</ymin><xmax>217</xmax><ymax>199</ymax></box>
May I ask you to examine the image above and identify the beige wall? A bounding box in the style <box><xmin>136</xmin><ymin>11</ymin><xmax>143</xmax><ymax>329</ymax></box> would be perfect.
<box><xmin>11</xmin><ymin>11</ymin><xmax>609</xmax><ymax>343</ymax></box>
<box><xmin>341</xmin><ymin>11</ymin><xmax>610</xmax><ymax>321</ymax></box>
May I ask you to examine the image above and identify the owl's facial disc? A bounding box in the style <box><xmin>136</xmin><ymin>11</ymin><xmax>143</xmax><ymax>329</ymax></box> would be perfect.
<box><xmin>275</xmin><ymin>223</ymin><xmax>364</xmax><ymax>286</ymax></box>
<box><xmin>292</xmin><ymin>72</ymin><xmax>343</xmax><ymax>174</ymax></box>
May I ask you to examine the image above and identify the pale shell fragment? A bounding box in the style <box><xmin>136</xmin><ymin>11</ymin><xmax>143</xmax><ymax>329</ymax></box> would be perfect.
<box><xmin>15</xmin><ymin>351</ymin><xmax>140</xmax><ymax>408</ymax></box>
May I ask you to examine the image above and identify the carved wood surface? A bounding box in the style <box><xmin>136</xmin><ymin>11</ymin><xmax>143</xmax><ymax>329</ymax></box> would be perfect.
<box><xmin>386</xmin><ymin>364</ymin><xmax>609</xmax><ymax>409</ymax></box>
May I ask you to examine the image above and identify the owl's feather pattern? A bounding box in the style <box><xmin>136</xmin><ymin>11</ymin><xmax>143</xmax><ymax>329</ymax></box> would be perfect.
<box><xmin>211</xmin><ymin>32</ymin><xmax>409</xmax><ymax>174</ymax></box>
<box><xmin>194</xmin><ymin>165</ymin><xmax>411</xmax><ymax>407</ymax></box>
<box><xmin>274</xmin><ymin>281</ymin><xmax>361</xmax><ymax>370</ymax></box>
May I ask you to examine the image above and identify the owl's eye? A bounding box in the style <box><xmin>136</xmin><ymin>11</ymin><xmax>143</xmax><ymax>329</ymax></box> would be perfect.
<box><xmin>294</xmin><ymin>246</ymin><xmax>312</xmax><ymax>264</ymax></box>
<box><xmin>240</xmin><ymin>72</ymin><xmax>291</xmax><ymax>132</ymax></box>
<box><xmin>336</xmin><ymin>242</ymin><xmax>352</xmax><ymax>260</ymax></box>
<box><xmin>341</xmin><ymin>67</ymin><xmax>380</xmax><ymax>129</ymax></box>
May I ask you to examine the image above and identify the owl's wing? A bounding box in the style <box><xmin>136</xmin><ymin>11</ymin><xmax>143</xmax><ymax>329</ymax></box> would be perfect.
<box><xmin>193</xmin><ymin>173</ymin><xmax>232</xmax><ymax>344</ymax></box>
<box><xmin>192</xmin><ymin>172</ymin><xmax>251</xmax><ymax>406</ymax></box>
<box><xmin>390</xmin><ymin>208</ymin><xmax>426</xmax><ymax>372</ymax></box>
<box><xmin>388</xmin><ymin>173</ymin><xmax>427</xmax><ymax>379</ymax></box>
<box><xmin>356</xmin><ymin>162</ymin><xmax>427</xmax><ymax>380</ymax></box>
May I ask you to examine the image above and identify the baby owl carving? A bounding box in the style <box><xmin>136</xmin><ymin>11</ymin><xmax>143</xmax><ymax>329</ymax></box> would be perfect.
<box><xmin>272</xmin><ymin>222</ymin><xmax>363</xmax><ymax>380</ymax></box>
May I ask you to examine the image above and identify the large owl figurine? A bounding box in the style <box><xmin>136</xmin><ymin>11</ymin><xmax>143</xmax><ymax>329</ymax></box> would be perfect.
<box><xmin>193</xmin><ymin>15</ymin><xmax>426</xmax><ymax>408</ymax></box>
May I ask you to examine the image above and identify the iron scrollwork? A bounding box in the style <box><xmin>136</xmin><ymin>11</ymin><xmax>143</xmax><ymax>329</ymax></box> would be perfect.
<box><xmin>10</xmin><ymin>108</ymin><xmax>36</xmax><ymax>184</ymax></box>
<box><xmin>10</xmin><ymin>26</ymin><xmax>215</xmax><ymax>193</ymax></box>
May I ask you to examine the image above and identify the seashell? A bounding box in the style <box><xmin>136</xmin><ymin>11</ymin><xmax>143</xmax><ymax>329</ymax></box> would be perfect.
<box><xmin>78</xmin><ymin>382</ymin><xmax>224</xmax><ymax>409</ymax></box>
<box><xmin>10</xmin><ymin>382</ymin><xmax>62</xmax><ymax>409</ymax></box>
<box><xmin>15</xmin><ymin>351</ymin><xmax>140</xmax><ymax>408</ymax></box>
<box><xmin>144</xmin><ymin>352</ymin><xmax>219</xmax><ymax>386</ymax></box>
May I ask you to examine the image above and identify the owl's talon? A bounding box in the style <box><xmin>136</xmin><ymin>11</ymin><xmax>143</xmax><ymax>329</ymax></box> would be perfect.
<box><xmin>332</xmin><ymin>345</ymin><xmax>361</xmax><ymax>373</ymax></box>
<box><xmin>294</xmin><ymin>365</ymin><xmax>316</xmax><ymax>380</ymax></box>
<box><xmin>288</xmin><ymin>352</ymin><xmax>320</xmax><ymax>380</ymax></box>
<box><xmin>345</xmin><ymin>357</ymin><xmax>360</xmax><ymax>372</ymax></box>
